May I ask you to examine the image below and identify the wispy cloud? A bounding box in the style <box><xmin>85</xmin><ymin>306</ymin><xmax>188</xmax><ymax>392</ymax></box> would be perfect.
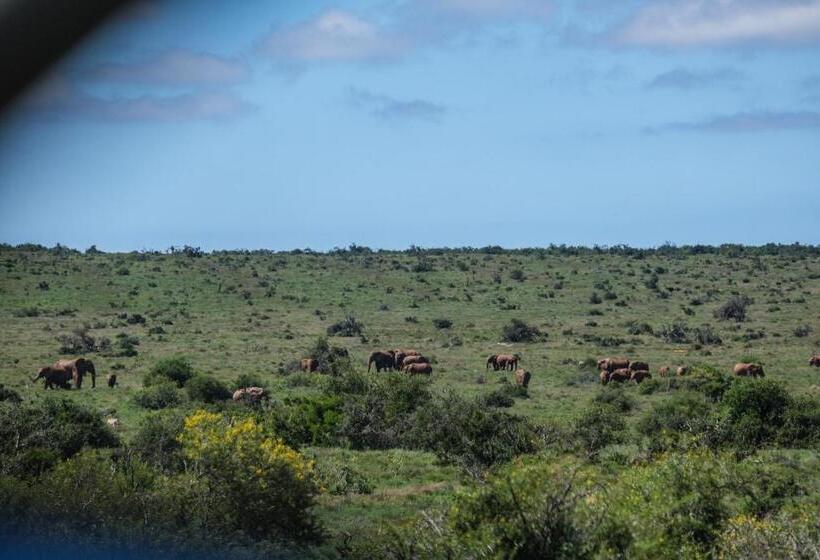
<box><xmin>647</xmin><ymin>110</ymin><xmax>820</xmax><ymax>133</ymax></box>
<box><xmin>258</xmin><ymin>10</ymin><xmax>409</xmax><ymax>63</ymax></box>
<box><xmin>646</xmin><ymin>67</ymin><xmax>743</xmax><ymax>90</ymax></box>
<box><xmin>82</xmin><ymin>50</ymin><xmax>250</xmax><ymax>86</ymax></box>
<box><xmin>617</xmin><ymin>0</ymin><xmax>820</xmax><ymax>47</ymax></box>
<box><xmin>20</xmin><ymin>75</ymin><xmax>255</xmax><ymax>122</ymax></box>
<box><xmin>348</xmin><ymin>88</ymin><xmax>446</xmax><ymax>123</ymax></box>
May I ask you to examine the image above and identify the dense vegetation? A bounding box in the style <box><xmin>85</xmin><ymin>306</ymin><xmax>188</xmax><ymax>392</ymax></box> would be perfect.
<box><xmin>0</xmin><ymin>243</ymin><xmax>818</xmax><ymax>558</ymax></box>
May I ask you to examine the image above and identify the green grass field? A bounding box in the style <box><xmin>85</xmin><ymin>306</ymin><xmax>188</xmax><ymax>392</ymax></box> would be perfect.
<box><xmin>1</xmin><ymin>244</ymin><xmax>818</xmax><ymax>556</ymax></box>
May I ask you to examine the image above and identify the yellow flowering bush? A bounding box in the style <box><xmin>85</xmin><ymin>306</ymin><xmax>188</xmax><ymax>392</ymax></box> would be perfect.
<box><xmin>178</xmin><ymin>410</ymin><xmax>320</xmax><ymax>541</ymax></box>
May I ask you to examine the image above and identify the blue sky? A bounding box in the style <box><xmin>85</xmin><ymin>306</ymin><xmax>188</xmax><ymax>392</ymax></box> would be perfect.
<box><xmin>0</xmin><ymin>0</ymin><xmax>818</xmax><ymax>251</ymax></box>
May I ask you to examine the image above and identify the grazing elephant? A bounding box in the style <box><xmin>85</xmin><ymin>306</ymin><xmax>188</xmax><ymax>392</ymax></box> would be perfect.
<box><xmin>598</xmin><ymin>357</ymin><xmax>629</xmax><ymax>373</ymax></box>
<box><xmin>629</xmin><ymin>361</ymin><xmax>649</xmax><ymax>372</ymax></box>
<box><xmin>32</xmin><ymin>366</ymin><xmax>72</xmax><ymax>389</ymax></box>
<box><xmin>486</xmin><ymin>355</ymin><xmax>499</xmax><ymax>371</ymax></box>
<box><xmin>300</xmin><ymin>358</ymin><xmax>319</xmax><ymax>372</ymax></box>
<box><xmin>810</xmin><ymin>354</ymin><xmax>820</xmax><ymax>367</ymax></box>
<box><xmin>658</xmin><ymin>366</ymin><xmax>670</xmax><ymax>377</ymax></box>
<box><xmin>733</xmin><ymin>363</ymin><xmax>765</xmax><ymax>378</ymax></box>
<box><xmin>107</xmin><ymin>374</ymin><xmax>118</xmax><ymax>388</ymax></box>
<box><xmin>630</xmin><ymin>370</ymin><xmax>651</xmax><ymax>384</ymax></box>
<box><xmin>394</xmin><ymin>349</ymin><xmax>418</xmax><ymax>369</ymax></box>
<box><xmin>495</xmin><ymin>354</ymin><xmax>519</xmax><ymax>371</ymax></box>
<box><xmin>404</xmin><ymin>363</ymin><xmax>433</xmax><ymax>376</ymax></box>
<box><xmin>368</xmin><ymin>351</ymin><xmax>395</xmax><ymax>373</ymax></box>
<box><xmin>514</xmin><ymin>368</ymin><xmax>531</xmax><ymax>388</ymax></box>
<box><xmin>608</xmin><ymin>369</ymin><xmax>631</xmax><ymax>383</ymax></box>
<box><xmin>53</xmin><ymin>358</ymin><xmax>97</xmax><ymax>389</ymax></box>
<box><xmin>676</xmin><ymin>366</ymin><xmax>690</xmax><ymax>377</ymax></box>
<box><xmin>232</xmin><ymin>387</ymin><xmax>269</xmax><ymax>404</ymax></box>
<box><xmin>599</xmin><ymin>370</ymin><xmax>610</xmax><ymax>385</ymax></box>
<box><xmin>402</xmin><ymin>355</ymin><xmax>428</xmax><ymax>368</ymax></box>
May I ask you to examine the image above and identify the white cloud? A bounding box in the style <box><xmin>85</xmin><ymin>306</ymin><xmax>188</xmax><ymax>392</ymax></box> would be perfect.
<box><xmin>83</xmin><ymin>50</ymin><xmax>250</xmax><ymax>86</ymax></box>
<box><xmin>618</xmin><ymin>0</ymin><xmax>820</xmax><ymax>47</ymax></box>
<box><xmin>258</xmin><ymin>10</ymin><xmax>408</xmax><ymax>63</ymax></box>
<box><xmin>348</xmin><ymin>88</ymin><xmax>446</xmax><ymax>122</ymax></box>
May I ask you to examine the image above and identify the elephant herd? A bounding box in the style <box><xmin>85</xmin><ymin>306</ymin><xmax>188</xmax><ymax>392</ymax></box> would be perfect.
<box><xmin>31</xmin><ymin>357</ymin><xmax>117</xmax><ymax>389</ymax></box>
<box><xmin>597</xmin><ymin>355</ymin><xmax>773</xmax><ymax>385</ymax></box>
<box><xmin>366</xmin><ymin>349</ymin><xmax>433</xmax><ymax>375</ymax></box>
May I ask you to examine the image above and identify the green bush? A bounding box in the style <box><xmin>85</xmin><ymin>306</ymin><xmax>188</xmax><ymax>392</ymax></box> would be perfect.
<box><xmin>0</xmin><ymin>384</ymin><xmax>21</xmax><ymax>404</ymax></box>
<box><xmin>480</xmin><ymin>389</ymin><xmax>515</xmax><ymax>408</ymax></box>
<box><xmin>232</xmin><ymin>372</ymin><xmax>267</xmax><ymax>390</ymax></box>
<box><xmin>407</xmin><ymin>391</ymin><xmax>538</xmax><ymax>471</ymax></box>
<box><xmin>268</xmin><ymin>395</ymin><xmax>344</xmax><ymax>447</ymax></box>
<box><xmin>130</xmin><ymin>410</ymin><xmax>186</xmax><ymax>473</ymax></box>
<box><xmin>307</xmin><ymin>336</ymin><xmax>352</xmax><ymax>376</ymax></box>
<box><xmin>501</xmin><ymin>319</ymin><xmax>544</xmax><ymax>343</ymax></box>
<box><xmin>185</xmin><ymin>375</ymin><xmax>231</xmax><ymax>403</ymax></box>
<box><xmin>144</xmin><ymin>356</ymin><xmax>195</xmax><ymax>387</ymax></box>
<box><xmin>572</xmin><ymin>405</ymin><xmax>626</xmax><ymax>456</ymax></box>
<box><xmin>0</xmin><ymin>399</ymin><xmax>119</xmax><ymax>476</ymax></box>
<box><xmin>636</xmin><ymin>392</ymin><xmax>714</xmax><ymax>453</ymax></box>
<box><xmin>133</xmin><ymin>382</ymin><xmax>183</xmax><ymax>410</ymax></box>
<box><xmin>592</xmin><ymin>387</ymin><xmax>636</xmax><ymax>413</ymax></box>
<box><xmin>326</xmin><ymin>315</ymin><xmax>364</xmax><ymax>337</ymax></box>
<box><xmin>316</xmin><ymin>462</ymin><xmax>372</xmax><ymax>495</ymax></box>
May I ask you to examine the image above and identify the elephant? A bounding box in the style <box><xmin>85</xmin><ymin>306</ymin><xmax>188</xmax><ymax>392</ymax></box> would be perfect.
<box><xmin>676</xmin><ymin>366</ymin><xmax>690</xmax><ymax>376</ymax></box>
<box><xmin>629</xmin><ymin>361</ymin><xmax>649</xmax><ymax>372</ymax></box>
<box><xmin>368</xmin><ymin>351</ymin><xmax>395</xmax><ymax>372</ymax></box>
<box><xmin>402</xmin><ymin>355</ymin><xmax>429</xmax><ymax>368</ymax></box>
<box><xmin>810</xmin><ymin>354</ymin><xmax>820</xmax><ymax>367</ymax></box>
<box><xmin>32</xmin><ymin>366</ymin><xmax>72</xmax><ymax>389</ymax></box>
<box><xmin>495</xmin><ymin>354</ymin><xmax>519</xmax><ymax>371</ymax></box>
<box><xmin>300</xmin><ymin>358</ymin><xmax>319</xmax><ymax>372</ymax></box>
<box><xmin>514</xmin><ymin>368</ymin><xmax>531</xmax><ymax>388</ymax></box>
<box><xmin>599</xmin><ymin>370</ymin><xmax>610</xmax><ymax>385</ymax></box>
<box><xmin>232</xmin><ymin>387</ymin><xmax>269</xmax><ymax>404</ymax></box>
<box><xmin>658</xmin><ymin>366</ymin><xmax>670</xmax><ymax>377</ymax></box>
<box><xmin>53</xmin><ymin>358</ymin><xmax>97</xmax><ymax>389</ymax></box>
<box><xmin>107</xmin><ymin>373</ymin><xmax>118</xmax><ymax>388</ymax></box>
<box><xmin>630</xmin><ymin>370</ymin><xmax>652</xmax><ymax>384</ymax></box>
<box><xmin>597</xmin><ymin>357</ymin><xmax>629</xmax><ymax>373</ymax></box>
<box><xmin>608</xmin><ymin>369</ymin><xmax>631</xmax><ymax>383</ymax></box>
<box><xmin>486</xmin><ymin>355</ymin><xmax>499</xmax><ymax>371</ymax></box>
<box><xmin>404</xmin><ymin>362</ymin><xmax>432</xmax><ymax>376</ymax></box>
<box><xmin>393</xmin><ymin>349</ymin><xmax>418</xmax><ymax>370</ymax></box>
<box><xmin>733</xmin><ymin>363</ymin><xmax>765</xmax><ymax>378</ymax></box>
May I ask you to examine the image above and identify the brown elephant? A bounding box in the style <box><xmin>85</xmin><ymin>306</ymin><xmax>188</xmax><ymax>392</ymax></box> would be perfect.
<box><xmin>402</xmin><ymin>355</ymin><xmax>429</xmax><ymax>368</ymax></box>
<box><xmin>107</xmin><ymin>373</ymin><xmax>118</xmax><ymax>388</ymax></box>
<box><xmin>598</xmin><ymin>357</ymin><xmax>629</xmax><ymax>373</ymax></box>
<box><xmin>733</xmin><ymin>363</ymin><xmax>765</xmax><ymax>378</ymax></box>
<box><xmin>300</xmin><ymin>358</ymin><xmax>319</xmax><ymax>372</ymax></box>
<box><xmin>404</xmin><ymin>363</ymin><xmax>432</xmax><ymax>376</ymax></box>
<box><xmin>599</xmin><ymin>370</ymin><xmax>611</xmax><ymax>385</ymax></box>
<box><xmin>368</xmin><ymin>351</ymin><xmax>395</xmax><ymax>372</ymax></box>
<box><xmin>810</xmin><ymin>354</ymin><xmax>820</xmax><ymax>367</ymax></box>
<box><xmin>486</xmin><ymin>354</ymin><xmax>499</xmax><ymax>370</ymax></box>
<box><xmin>608</xmin><ymin>369</ymin><xmax>631</xmax><ymax>383</ymax></box>
<box><xmin>232</xmin><ymin>387</ymin><xmax>269</xmax><ymax>404</ymax></box>
<box><xmin>495</xmin><ymin>354</ymin><xmax>518</xmax><ymax>371</ymax></box>
<box><xmin>394</xmin><ymin>349</ymin><xmax>418</xmax><ymax>369</ymax></box>
<box><xmin>629</xmin><ymin>361</ymin><xmax>649</xmax><ymax>372</ymax></box>
<box><xmin>676</xmin><ymin>366</ymin><xmax>690</xmax><ymax>376</ymax></box>
<box><xmin>32</xmin><ymin>366</ymin><xmax>72</xmax><ymax>389</ymax></box>
<box><xmin>53</xmin><ymin>358</ymin><xmax>97</xmax><ymax>389</ymax></box>
<box><xmin>514</xmin><ymin>368</ymin><xmax>531</xmax><ymax>388</ymax></box>
<box><xmin>658</xmin><ymin>366</ymin><xmax>670</xmax><ymax>377</ymax></box>
<box><xmin>630</xmin><ymin>370</ymin><xmax>651</xmax><ymax>384</ymax></box>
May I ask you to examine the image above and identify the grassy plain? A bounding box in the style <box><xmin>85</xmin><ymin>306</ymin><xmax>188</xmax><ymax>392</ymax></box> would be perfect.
<box><xmin>1</xmin><ymin>245</ymin><xmax>819</xmax><ymax>544</ymax></box>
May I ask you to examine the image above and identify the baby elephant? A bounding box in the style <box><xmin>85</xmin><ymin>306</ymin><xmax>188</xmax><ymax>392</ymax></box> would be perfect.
<box><xmin>107</xmin><ymin>374</ymin><xmax>118</xmax><ymax>388</ymax></box>
<box><xmin>514</xmin><ymin>368</ymin><xmax>531</xmax><ymax>388</ymax></box>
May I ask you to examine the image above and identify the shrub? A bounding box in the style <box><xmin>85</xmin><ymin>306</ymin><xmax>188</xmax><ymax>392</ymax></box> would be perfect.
<box><xmin>0</xmin><ymin>399</ymin><xmax>119</xmax><ymax>475</ymax></box>
<box><xmin>793</xmin><ymin>325</ymin><xmax>811</xmax><ymax>338</ymax></box>
<box><xmin>0</xmin><ymin>384</ymin><xmax>21</xmax><ymax>404</ymax></box>
<box><xmin>185</xmin><ymin>375</ymin><xmax>231</xmax><ymax>403</ymax></box>
<box><xmin>636</xmin><ymin>392</ymin><xmax>714</xmax><ymax>453</ymax></box>
<box><xmin>692</xmin><ymin>325</ymin><xmax>723</xmax><ymax>345</ymax></box>
<box><xmin>589</xmin><ymin>292</ymin><xmax>602</xmax><ymax>304</ymax></box>
<box><xmin>714</xmin><ymin>295</ymin><xmax>752</xmax><ymax>322</ymax></box>
<box><xmin>326</xmin><ymin>315</ymin><xmax>364</xmax><ymax>337</ymax></box>
<box><xmin>316</xmin><ymin>462</ymin><xmax>372</xmax><ymax>495</ymax></box>
<box><xmin>232</xmin><ymin>372</ymin><xmax>267</xmax><ymax>391</ymax></box>
<box><xmin>509</xmin><ymin>269</ymin><xmax>526</xmax><ymax>281</ymax></box>
<box><xmin>178</xmin><ymin>410</ymin><xmax>321</xmax><ymax>541</ymax></box>
<box><xmin>144</xmin><ymin>356</ymin><xmax>195</xmax><ymax>387</ymax></box>
<box><xmin>657</xmin><ymin>321</ymin><xmax>689</xmax><ymax>343</ymax></box>
<box><xmin>56</xmin><ymin>327</ymin><xmax>98</xmax><ymax>354</ymax></box>
<box><xmin>433</xmin><ymin>318</ymin><xmax>453</xmax><ymax>329</ymax></box>
<box><xmin>268</xmin><ymin>395</ymin><xmax>344</xmax><ymax>448</ymax></box>
<box><xmin>407</xmin><ymin>391</ymin><xmax>538</xmax><ymax>472</ymax></box>
<box><xmin>131</xmin><ymin>410</ymin><xmax>186</xmax><ymax>473</ymax></box>
<box><xmin>573</xmin><ymin>405</ymin><xmax>626</xmax><ymax>456</ymax></box>
<box><xmin>133</xmin><ymin>382</ymin><xmax>183</xmax><ymax>410</ymax></box>
<box><xmin>501</xmin><ymin>319</ymin><xmax>544</xmax><ymax>343</ymax></box>
<box><xmin>307</xmin><ymin>336</ymin><xmax>352</xmax><ymax>376</ymax></box>
<box><xmin>480</xmin><ymin>389</ymin><xmax>515</xmax><ymax>408</ymax></box>
<box><xmin>592</xmin><ymin>387</ymin><xmax>635</xmax><ymax>413</ymax></box>
<box><xmin>113</xmin><ymin>333</ymin><xmax>139</xmax><ymax>357</ymax></box>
